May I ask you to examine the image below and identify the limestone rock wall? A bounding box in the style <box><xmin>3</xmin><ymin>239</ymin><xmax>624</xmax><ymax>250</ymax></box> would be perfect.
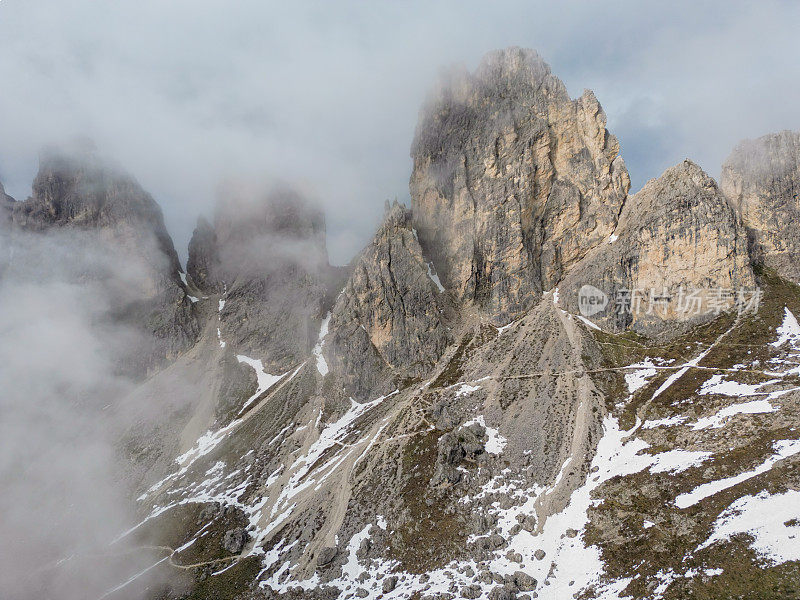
<box><xmin>410</xmin><ymin>47</ymin><xmax>630</xmax><ymax>324</ymax></box>
<box><xmin>327</xmin><ymin>202</ymin><xmax>454</xmax><ymax>399</ymax></box>
<box><xmin>721</xmin><ymin>130</ymin><xmax>800</xmax><ymax>282</ymax></box>
<box><xmin>6</xmin><ymin>144</ymin><xmax>198</xmax><ymax>374</ymax></box>
<box><xmin>187</xmin><ymin>185</ymin><xmax>331</xmax><ymax>372</ymax></box>
<box><xmin>560</xmin><ymin>160</ymin><xmax>755</xmax><ymax>334</ymax></box>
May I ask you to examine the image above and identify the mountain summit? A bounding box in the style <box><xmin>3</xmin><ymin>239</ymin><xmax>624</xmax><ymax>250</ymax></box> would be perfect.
<box><xmin>411</xmin><ymin>47</ymin><xmax>630</xmax><ymax>323</ymax></box>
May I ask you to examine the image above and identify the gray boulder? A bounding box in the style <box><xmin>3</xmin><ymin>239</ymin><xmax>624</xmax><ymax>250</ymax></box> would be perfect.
<box><xmin>382</xmin><ymin>575</ymin><xmax>398</xmax><ymax>593</ymax></box>
<box><xmin>316</xmin><ymin>546</ymin><xmax>338</xmax><ymax>568</ymax></box>
<box><xmin>222</xmin><ymin>527</ymin><xmax>249</xmax><ymax>554</ymax></box>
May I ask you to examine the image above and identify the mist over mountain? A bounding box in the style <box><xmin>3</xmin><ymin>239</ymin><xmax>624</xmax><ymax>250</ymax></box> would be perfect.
<box><xmin>1</xmin><ymin>1</ymin><xmax>799</xmax><ymax>264</ymax></box>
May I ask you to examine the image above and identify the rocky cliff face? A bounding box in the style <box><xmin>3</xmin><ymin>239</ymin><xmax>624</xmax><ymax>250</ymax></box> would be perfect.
<box><xmin>410</xmin><ymin>47</ymin><xmax>630</xmax><ymax>324</ymax></box>
<box><xmin>14</xmin><ymin>144</ymin><xmax>183</xmax><ymax>280</ymax></box>
<box><xmin>186</xmin><ymin>215</ymin><xmax>218</xmax><ymax>291</ymax></box>
<box><xmin>0</xmin><ymin>180</ymin><xmax>13</xmax><ymax>214</ymax></box>
<box><xmin>0</xmin><ymin>180</ymin><xmax>13</xmax><ymax>234</ymax></box>
<box><xmin>6</xmin><ymin>144</ymin><xmax>197</xmax><ymax>374</ymax></box>
<box><xmin>721</xmin><ymin>130</ymin><xmax>800</xmax><ymax>281</ymax></box>
<box><xmin>560</xmin><ymin>160</ymin><xmax>755</xmax><ymax>334</ymax></box>
<box><xmin>326</xmin><ymin>202</ymin><xmax>455</xmax><ymax>399</ymax></box>
<box><xmin>187</xmin><ymin>185</ymin><xmax>331</xmax><ymax>372</ymax></box>
<box><xmin>0</xmin><ymin>182</ymin><xmax>14</xmax><ymax>278</ymax></box>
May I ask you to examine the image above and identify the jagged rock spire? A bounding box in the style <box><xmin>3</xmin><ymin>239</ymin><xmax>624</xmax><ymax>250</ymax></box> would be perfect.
<box><xmin>326</xmin><ymin>202</ymin><xmax>453</xmax><ymax>399</ymax></box>
<box><xmin>560</xmin><ymin>160</ymin><xmax>754</xmax><ymax>334</ymax></box>
<box><xmin>410</xmin><ymin>47</ymin><xmax>630</xmax><ymax>324</ymax></box>
<box><xmin>6</xmin><ymin>142</ymin><xmax>198</xmax><ymax>374</ymax></box>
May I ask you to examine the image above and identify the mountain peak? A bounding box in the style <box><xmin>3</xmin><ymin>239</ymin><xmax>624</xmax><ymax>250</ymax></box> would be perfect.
<box><xmin>14</xmin><ymin>142</ymin><xmax>175</xmax><ymax>252</ymax></box>
<box><xmin>410</xmin><ymin>47</ymin><xmax>629</xmax><ymax>324</ymax></box>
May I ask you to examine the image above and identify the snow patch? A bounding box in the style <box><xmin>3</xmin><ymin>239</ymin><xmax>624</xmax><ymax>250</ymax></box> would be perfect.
<box><xmin>455</xmin><ymin>383</ymin><xmax>481</xmax><ymax>398</ymax></box>
<box><xmin>463</xmin><ymin>415</ymin><xmax>507</xmax><ymax>455</ymax></box>
<box><xmin>698</xmin><ymin>489</ymin><xmax>800</xmax><ymax>563</ymax></box>
<box><xmin>236</xmin><ymin>355</ymin><xmax>289</xmax><ymax>414</ymax></box>
<box><xmin>426</xmin><ymin>262</ymin><xmax>445</xmax><ymax>293</ymax></box>
<box><xmin>652</xmin><ymin>347</ymin><xmax>713</xmax><ymax>399</ymax></box>
<box><xmin>649</xmin><ymin>449</ymin><xmax>712</xmax><ymax>474</ymax></box>
<box><xmin>773</xmin><ymin>307</ymin><xmax>800</xmax><ymax>347</ymax></box>
<box><xmin>643</xmin><ymin>415</ymin><xmax>688</xmax><ymax>429</ymax></box>
<box><xmin>313</xmin><ymin>313</ymin><xmax>331</xmax><ymax>376</ymax></box>
<box><xmin>625</xmin><ymin>359</ymin><xmax>659</xmax><ymax>394</ymax></box>
<box><xmin>576</xmin><ymin>314</ymin><xmax>601</xmax><ymax>330</ymax></box>
<box><xmin>676</xmin><ymin>440</ymin><xmax>800</xmax><ymax>508</ymax></box>
<box><xmin>496</xmin><ymin>319</ymin><xmax>519</xmax><ymax>335</ymax></box>
<box><xmin>691</xmin><ymin>399</ymin><xmax>777</xmax><ymax>430</ymax></box>
<box><xmin>699</xmin><ymin>374</ymin><xmax>779</xmax><ymax>397</ymax></box>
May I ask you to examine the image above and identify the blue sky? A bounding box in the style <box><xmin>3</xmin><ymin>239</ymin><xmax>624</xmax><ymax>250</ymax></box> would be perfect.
<box><xmin>1</xmin><ymin>0</ymin><xmax>798</xmax><ymax>263</ymax></box>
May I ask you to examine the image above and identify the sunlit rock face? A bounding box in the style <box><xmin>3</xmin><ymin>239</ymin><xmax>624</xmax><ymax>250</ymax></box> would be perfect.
<box><xmin>410</xmin><ymin>47</ymin><xmax>630</xmax><ymax>324</ymax></box>
<box><xmin>721</xmin><ymin>130</ymin><xmax>800</xmax><ymax>282</ymax></box>
<box><xmin>326</xmin><ymin>202</ymin><xmax>454</xmax><ymax>400</ymax></box>
<box><xmin>560</xmin><ymin>160</ymin><xmax>755</xmax><ymax>335</ymax></box>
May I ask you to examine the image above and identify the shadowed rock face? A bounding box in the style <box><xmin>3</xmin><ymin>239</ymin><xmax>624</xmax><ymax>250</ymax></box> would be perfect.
<box><xmin>5</xmin><ymin>144</ymin><xmax>198</xmax><ymax>374</ymax></box>
<box><xmin>410</xmin><ymin>47</ymin><xmax>630</xmax><ymax>324</ymax></box>
<box><xmin>327</xmin><ymin>202</ymin><xmax>454</xmax><ymax>399</ymax></box>
<box><xmin>188</xmin><ymin>185</ymin><xmax>331</xmax><ymax>372</ymax></box>
<box><xmin>186</xmin><ymin>215</ymin><xmax>217</xmax><ymax>291</ymax></box>
<box><xmin>560</xmin><ymin>160</ymin><xmax>754</xmax><ymax>335</ymax></box>
<box><xmin>0</xmin><ymin>180</ymin><xmax>11</xmax><ymax>200</ymax></box>
<box><xmin>13</xmin><ymin>144</ymin><xmax>183</xmax><ymax>283</ymax></box>
<box><xmin>0</xmin><ymin>182</ymin><xmax>15</xmax><ymax>278</ymax></box>
<box><xmin>721</xmin><ymin>130</ymin><xmax>800</xmax><ymax>282</ymax></box>
<box><xmin>0</xmin><ymin>181</ymin><xmax>13</xmax><ymax>231</ymax></box>
<box><xmin>0</xmin><ymin>181</ymin><xmax>12</xmax><ymax>205</ymax></box>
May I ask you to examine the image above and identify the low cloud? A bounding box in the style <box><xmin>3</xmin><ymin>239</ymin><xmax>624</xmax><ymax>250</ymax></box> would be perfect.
<box><xmin>0</xmin><ymin>230</ymin><xmax>173</xmax><ymax>599</ymax></box>
<box><xmin>0</xmin><ymin>1</ymin><xmax>797</xmax><ymax>265</ymax></box>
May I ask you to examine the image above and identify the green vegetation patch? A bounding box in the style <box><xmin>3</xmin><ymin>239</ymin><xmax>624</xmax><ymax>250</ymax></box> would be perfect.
<box><xmin>387</xmin><ymin>429</ymin><xmax>468</xmax><ymax>572</ymax></box>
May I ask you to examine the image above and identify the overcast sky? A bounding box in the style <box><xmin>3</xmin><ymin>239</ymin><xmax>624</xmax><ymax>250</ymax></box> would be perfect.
<box><xmin>1</xmin><ymin>0</ymin><xmax>798</xmax><ymax>264</ymax></box>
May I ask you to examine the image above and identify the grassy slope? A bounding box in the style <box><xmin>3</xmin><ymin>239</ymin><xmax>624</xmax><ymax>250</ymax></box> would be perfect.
<box><xmin>585</xmin><ymin>269</ymin><xmax>800</xmax><ymax>599</ymax></box>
